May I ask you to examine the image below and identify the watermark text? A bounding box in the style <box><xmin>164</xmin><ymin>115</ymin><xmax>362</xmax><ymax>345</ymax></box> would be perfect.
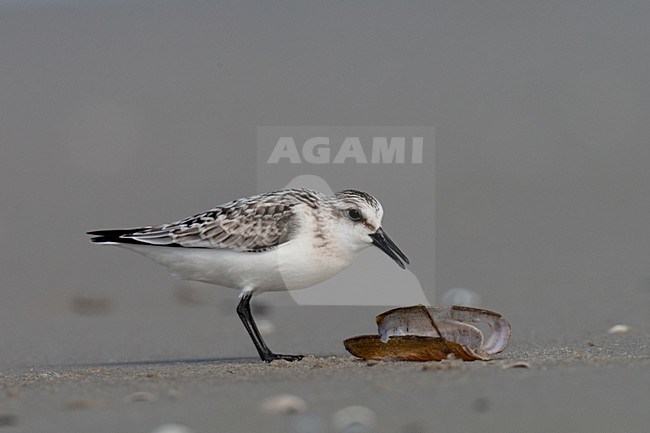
<box><xmin>266</xmin><ymin>136</ymin><xmax>424</xmax><ymax>164</ymax></box>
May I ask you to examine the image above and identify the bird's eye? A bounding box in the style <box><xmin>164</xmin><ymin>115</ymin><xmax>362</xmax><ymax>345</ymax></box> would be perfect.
<box><xmin>347</xmin><ymin>209</ymin><xmax>363</xmax><ymax>221</ymax></box>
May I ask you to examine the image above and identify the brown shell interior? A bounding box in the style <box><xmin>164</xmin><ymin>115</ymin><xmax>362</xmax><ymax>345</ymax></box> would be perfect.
<box><xmin>343</xmin><ymin>335</ymin><xmax>486</xmax><ymax>362</ymax></box>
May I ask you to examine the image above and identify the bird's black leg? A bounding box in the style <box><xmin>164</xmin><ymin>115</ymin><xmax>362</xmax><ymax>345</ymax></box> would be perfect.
<box><xmin>236</xmin><ymin>291</ymin><xmax>303</xmax><ymax>363</ymax></box>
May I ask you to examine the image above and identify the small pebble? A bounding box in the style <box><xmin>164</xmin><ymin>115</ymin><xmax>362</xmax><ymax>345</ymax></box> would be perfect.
<box><xmin>332</xmin><ymin>405</ymin><xmax>377</xmax><ymax>433</ymax></box>
<box><xmin>502</xmin><ymin>361</ymin><xmax>531</xmax><ymax>369</ymax></box>
<box><xmin>421</xmin><ymin>362</ymin><xmax>462</xmax><ymax>372</ymax></box>
<box><xmin>261</xmin><ymin>394</ymin><xmax>307</xmax><ymax>415</ymax></box>
<box><xmin>125</xmin><ymin>391</ymin><xmax>157</xmax><ymax>403</ymax></box>
<box><xmin>150</xmin><ymin>423</ymin><xmax>196</xmax><ymax>433</ymax></box>
<box><xmin>607</xmin><ymin>324</ymin><xmax>631</xmax><ymax>334</ymax></box>
<box><xmin>0</xmin><ymin>414</ymin><xmax>17</xmax><ymax>427</ymax></box>
<box><xmin>441</xmin><ymin>288</ymin><xmax>480</xmax><ymax>307</ymax></box>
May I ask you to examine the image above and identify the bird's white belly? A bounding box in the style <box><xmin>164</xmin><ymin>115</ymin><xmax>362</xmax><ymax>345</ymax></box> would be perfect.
<box><xmin>122</xmin><ymin>241</ymin><xmax>353</xmax><ymax>292</ymax></box>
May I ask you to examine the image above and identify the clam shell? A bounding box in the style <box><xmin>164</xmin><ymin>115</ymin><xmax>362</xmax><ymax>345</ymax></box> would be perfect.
<box><xmin>344</xmin><ymin>335</ymin><xmax>487</xmax><ymax>361</ymax></box>
<box><xmin>344</xmin><ymin>305</ymin><xmax>511</xmax><ymax>362</ymax></box>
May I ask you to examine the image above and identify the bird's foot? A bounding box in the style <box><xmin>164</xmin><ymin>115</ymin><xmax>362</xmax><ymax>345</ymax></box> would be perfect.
<box><xmin>262</xmin><ymin>353</ymin><xmax>304</xmax><ymax>363</ymax></box>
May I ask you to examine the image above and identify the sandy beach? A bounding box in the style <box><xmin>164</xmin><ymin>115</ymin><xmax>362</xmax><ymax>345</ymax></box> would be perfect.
<box><xmin>2</xmin><ymin>317</ymin><xmax>648</xmax><ymax>433</ymax></box>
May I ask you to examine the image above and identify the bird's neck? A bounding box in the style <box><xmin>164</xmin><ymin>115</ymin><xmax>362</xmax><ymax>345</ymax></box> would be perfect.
<box><xmin>311</xmin><ymin>210</ymin><xmax>366</xmax><ymax>262</ymax></box>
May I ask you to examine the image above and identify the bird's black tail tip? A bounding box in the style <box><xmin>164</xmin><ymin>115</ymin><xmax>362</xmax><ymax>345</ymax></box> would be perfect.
<box><xmin>87</xmin><ymin>228</ymin><xmax>141</xmax><ymax>244</ymax></box>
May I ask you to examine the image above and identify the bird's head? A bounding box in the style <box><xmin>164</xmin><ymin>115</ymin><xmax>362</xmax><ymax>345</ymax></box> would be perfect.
<box><xmin>328</xmin><ymin>190</ymin><xmax>410</xmax><ymax>269</ymax></box>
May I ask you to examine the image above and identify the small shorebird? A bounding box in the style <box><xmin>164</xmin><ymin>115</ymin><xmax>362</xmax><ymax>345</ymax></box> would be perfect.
<box><xmin>88</xmin><ymin>188</ymin><xmax>409</xmax><ymax>362</ymax></box>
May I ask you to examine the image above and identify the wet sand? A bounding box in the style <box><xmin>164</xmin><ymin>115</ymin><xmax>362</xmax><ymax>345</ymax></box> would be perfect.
<box><xmin>2</xmin><ymin>333</ymin><xmax>648</xmax><ymax>433</ymax></box>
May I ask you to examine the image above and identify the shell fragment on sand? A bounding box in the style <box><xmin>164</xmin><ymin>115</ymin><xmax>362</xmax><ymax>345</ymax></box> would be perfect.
<box><xmin>344</xmin><ymin>305</ymin><xmax>511</xmax><ymax>362</ymax></box>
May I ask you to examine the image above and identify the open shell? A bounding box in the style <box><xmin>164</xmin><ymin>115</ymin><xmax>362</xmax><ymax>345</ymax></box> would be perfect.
<box><xmin>344</xmin><ymin>305</ymin><xmax>511</xmax><ymax>362</ymax></box>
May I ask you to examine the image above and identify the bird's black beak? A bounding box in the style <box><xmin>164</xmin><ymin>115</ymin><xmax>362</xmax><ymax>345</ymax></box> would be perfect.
<box><xmin>369</xmin><ymin>227</ymin><xmax>410</xmax><ymax>269</ymax></box>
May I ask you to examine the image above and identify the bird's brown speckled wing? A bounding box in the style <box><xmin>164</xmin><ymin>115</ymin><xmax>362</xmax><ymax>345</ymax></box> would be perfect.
<box><xmin>103</xmin><ymin>189</ymin><xmax>321</xmax><ymax>252</ymax></box>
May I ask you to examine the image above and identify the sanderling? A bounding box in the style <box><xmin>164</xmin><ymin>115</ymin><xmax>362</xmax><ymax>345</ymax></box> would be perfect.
<box><xmin>88</xmin><ymin>188</ymin><xmax>409</xmax><ymax>362</ymax></box>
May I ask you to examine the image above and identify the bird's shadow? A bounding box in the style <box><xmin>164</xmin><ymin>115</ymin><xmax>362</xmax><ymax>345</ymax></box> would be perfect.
<box><xmin>53</xmin><ymin>356</ymin><xmax>264</xmax><ymax>370</ymax></box>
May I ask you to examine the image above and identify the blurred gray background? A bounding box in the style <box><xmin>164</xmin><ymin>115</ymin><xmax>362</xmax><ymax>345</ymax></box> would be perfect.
<box><xmin>1</xmin><ymin>0</ymin><xmax>649</xmax><ymax>371</ymax></box>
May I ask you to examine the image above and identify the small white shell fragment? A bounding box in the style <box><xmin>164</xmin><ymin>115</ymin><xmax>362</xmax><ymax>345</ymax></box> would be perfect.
<box><xmin>150</xmin><ymin>424</ymin><xmax>196</xmax><ymax>433</ymax></box>
<box><xmin>607</xmin><ymin>324</ymin><xmax>631</xmax><ymax>334</ymax></box>
<box><xmin>441</xmin><ymin>288</ymin><xmax>481</xmax><ymax>307</ymax></box>
<box><xmin>125</xmin><ymin>391</ymin><xmax>157</xmax><ymax>403</ymax></box>
<box><xmin>261</xmin><ymin>394</ymin><xmax>307</xmax><ymax>415</ymax></box>
<box><xmin>332</xmin><ymin>405</ymin><xmax>377</xmax><ymax>433</ymax></box>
